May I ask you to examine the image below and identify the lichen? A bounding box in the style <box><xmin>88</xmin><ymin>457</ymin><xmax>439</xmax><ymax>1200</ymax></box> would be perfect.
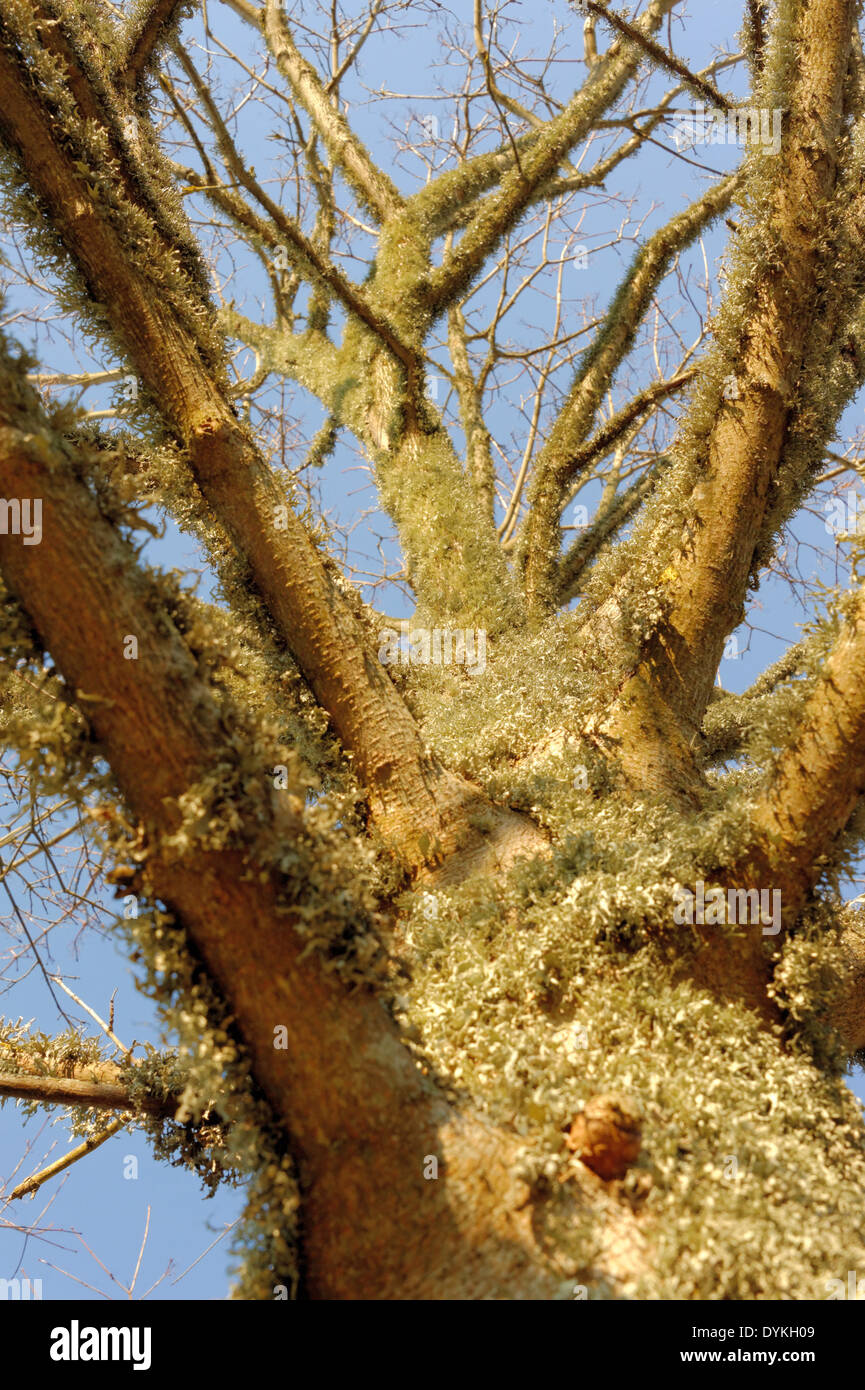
<box><xmin>394</xmin><ymin>840</ymin><xmax>865</xmax><ymax>1299</ymax></box>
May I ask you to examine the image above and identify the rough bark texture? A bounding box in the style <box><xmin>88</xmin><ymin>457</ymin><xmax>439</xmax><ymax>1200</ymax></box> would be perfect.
<box><xmin>569</xmin><ymin>3</ymin><xmax>861</xmax><ymax>972</ymax></box>
<box><xmin>4</xmin><ymin>0</ymin><xmax>865</xmax><ymax>1302</ymax></box>
<box><xmin>0</xmin><ymin>417</ymin><xmax>572</xmax><ymax>1298</ymax></box>
<box><xmin>0</xmin><ymin>4</ymin><xmax>548</xmax><ymax>882</ymax></box>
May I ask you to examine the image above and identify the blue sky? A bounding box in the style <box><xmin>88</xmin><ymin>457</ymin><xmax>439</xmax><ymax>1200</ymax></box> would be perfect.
<box><xmin>2</xmin><ymin>0</ymin><xmax>864</xmax><ymax>1300</ymax></box>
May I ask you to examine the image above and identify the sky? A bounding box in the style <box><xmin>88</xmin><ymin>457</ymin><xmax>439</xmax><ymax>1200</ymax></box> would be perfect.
<box><xmin>1</xmin><ymin>0</ymin><xmax>864</xmax><ymax>1301</ymax></box>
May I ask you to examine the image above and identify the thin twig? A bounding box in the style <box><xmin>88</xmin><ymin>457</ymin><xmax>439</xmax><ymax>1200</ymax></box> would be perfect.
<box><xmin>10</xmin><ymin>1117</ymin><xmax>127</xmax><ymax>1200</ymax></box>
<box><xmin>49</xmin><ymin>976</ymin><xmax>130</xmax><ymax>1057</ymax></box>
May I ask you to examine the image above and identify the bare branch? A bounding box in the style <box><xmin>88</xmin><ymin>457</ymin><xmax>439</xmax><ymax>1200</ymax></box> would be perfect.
<box><xmin>473</xmin><ymin>0</ymin><xmax>543</xmax><ymax>132</ymax></box>
<box><xmin>422</xmin><ymin>0</ymin><xmax>681</xmax><ymax>318</ymax></box>
<box><xmin>172</xmin><ymin>43</ymin><xmax>416</xmax><ymax>368</ymax></box>
<box><xmin>557</xmin><ymin>452</ymin><xmax>672</xmax><ymax>603</ymax></box>
<box><xmin>50</xmin><ymin>977</ymin><xmax>130</xmax><ymax>1057</ymax></box>
<box><xmin>8</xmin><ymin>1119</ymin><xmax>128</xmax><ymax>1199</ymax></box>
<box><xmin>262</xmin><ymin>0</ymin><xmax>403</xmax><ymax>223</ymax></box>
<box><xmin>519</xmin><ymin>176</ymin><xmax>737</xmax><ymax>615</ymax></box>
<box><xmin>324</xmin><ymin>0</ymin><xmax>384</xmax><ymax>94</ymax></box>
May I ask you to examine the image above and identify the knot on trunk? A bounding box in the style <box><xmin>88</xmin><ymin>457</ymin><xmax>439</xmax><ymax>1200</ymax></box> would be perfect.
<box><xmin>566</xmin><ymin>1093</ymin><xmax>642</xmax><ymax>1181</ymax></box>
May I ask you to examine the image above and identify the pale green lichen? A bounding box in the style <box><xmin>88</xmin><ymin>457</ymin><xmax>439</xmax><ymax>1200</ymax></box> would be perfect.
<box><xmin>371</xmin><ymin>588</ymin><xmax>865</xmax><ymax>1299</ymax></box>
<box><xmin>2</xmin><ymin>0</ymin><xmax>865</xmax><ymax>1304</ymax></box>
<box><xmin>394</xmin><ymin>845</ymin><xmax>865</xmax><ymax>1299</ymax></box>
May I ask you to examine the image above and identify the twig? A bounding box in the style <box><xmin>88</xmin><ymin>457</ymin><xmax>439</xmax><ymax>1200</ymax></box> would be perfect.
<box><xmin>9</xmin><ymin>1117</ymin><xmax>127</xmax><ymax>1200</ymax></box>
<box><xmin>580</xmin><ymin>2</ymin><xmax>730</xmax><ymax>111</ymax></box>
<box><xmin>49</xmin><ymin>976</ymin><xmax>130</xmax><ymax>1058</ymax></box>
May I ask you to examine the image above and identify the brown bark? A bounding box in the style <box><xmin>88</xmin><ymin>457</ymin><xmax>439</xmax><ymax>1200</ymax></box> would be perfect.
<box><xmin>0</xmin><ymin>1070</ymin><xmax>168</xmax><ymax>1117</ymax></box>
<box><xmin>0</xmin><ymin>6</ymin><xmax>544</xmax><ymax>880</ymax></box>
<box><xmin>582</xmin><ymin>0</ymin><xmax>857</xmax><ymax>800</ymax></box>
<box><xmin>3</xmin><ymin>0</ymin><xmax>865</xmax><ymax>1302</ymax></box>
<box><xmin>0</xmin><ymin>411</ymin><xmax>568</xmax><ymax>1298</ymax></box>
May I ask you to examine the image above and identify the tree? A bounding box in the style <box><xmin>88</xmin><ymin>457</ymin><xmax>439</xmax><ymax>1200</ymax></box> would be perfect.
<box><xmin>2</xmin><ymin>0</ymin><xmax>865</xmax><ymax>1300</ymax></box>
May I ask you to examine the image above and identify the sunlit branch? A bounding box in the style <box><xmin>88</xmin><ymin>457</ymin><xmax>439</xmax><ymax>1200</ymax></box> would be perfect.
<box><xmin>261</xmin><ymin>0</ymin><xmax>403</xmax><ymax>223</ymax></box>
<box><xmin>557</xmin><ymin>453</ymin><xmax>671</xmax><ymax>603</ymax></box>
<box><xmin>423</xmin><ymin>0</ymin><xmax>680</xmax><ymax>317</ymax></box>
<box><xmin>173</xmin><ymin>44</ymin><xmax>415</xmax><ymax>369</ymax></box>
<box><xmin>519</xmin><ymin>175</ymin><xmax>737</xmax><ymax>615</ymax></box>
<box><xmin>113</xmin><ymin>0</ymin><xmax>190</xmax><ymax>87</ymax></box>
<box><xmin>583</xmin><ymin>1</ymin><xmax>730</xmax><ymax>110</ymax></box>
<box><xmin>8</xmin><ymin>1118</ymin><xmax>128</xmax><ymax>1200</ymax></box>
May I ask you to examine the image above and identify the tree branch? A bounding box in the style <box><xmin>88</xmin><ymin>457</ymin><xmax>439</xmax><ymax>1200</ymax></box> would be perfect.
<box><xmin>112</xmin><ymin>0</ymin><xmax>191</xmax><ymax>87</ymax></box>
<box><xmin>0</xmin><ymin>1071</ymin><xmax>157</xmax><ymax>1114</ymax></box>
<box><xmin>8</xmin><ymin>1117</ymin><xmax>128</xmax><ymax>1200</ymax></box>
<box><xmin>473</xmin><ymin>0</ymin><xmax>544</xmax><ymax>132</ymax></box>
<box><xmin>728</xmin><ymin>584</ymin><xmax>865</xmax><ymax>926</ymax></box>
<box><xmin>217</xmin><ymin>304</ymin><xmax>524</xmax><ymax>635</ymax></box>
<box><xmin>423</xmin><ymin>55</ymin><xmax>742</xmax><ymax>239</ymax></box>
<box><xmin>558</xmin><ymin>365</ymin><xmax>695</xmax><ymax>502</ymax></box>
<box><xmin>421</xmin><ymin>0</ymin><xmax>680</xmax><ymax>318</ymax></box>
<box><xmin>173</xmin><ymin>43</ymin><xmax>416</xmax><ymax>368</ymax></box>
<box><xmin>261</xmin><ymin>0</ymin><xmax>403</xmax><ymax>223</ymax></box>
<box><xmin>583</xmin><ymin>1</ymin><xmax>730</xmax><ymax>111</ymax></box>
<box><xmin>0</xmin><ymin>4</ymin><xmax>540</xmax><ymax>877</ymax></box>
<box><xmin>698</xmin><ymin>635</ymin><xmax>820</xmax><ymax>764</ymax></box>
<box><xmin>519</xmin><ymin>177</ymin><xmax>737</xmax><ymax>616</ymax></box>
<box><xmin>557</xmin><ymin>453</ymin><xmax>672</xmax><ymax>603</ymax></box>
<box><xmin>447</xmin><ymin>302</ymin><xmax>496</xmax><ymax>524</ymax></box>
<box><xmin>579</xmin><ymin>0</ymin><xmax>859</xmax><ymax>798</ymax></box>
<box><xmin>0</xmin><ymin>356</ymin><xmax>563</xmax><ymax>1299</ymax></box>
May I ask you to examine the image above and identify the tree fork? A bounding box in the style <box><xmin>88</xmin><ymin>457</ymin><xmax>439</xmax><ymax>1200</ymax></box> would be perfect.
<box><xmin>0</xmin><ymin>413</ymin><xmax>572</xmax><ymax>1299</ymax></box>
<box><xmin>578</xmin><ymin>0</ymin><xmax>858</xmax><ymax>802</ymax></box>
<box><xmin>0</xmin><ymin>7</ymin><xmax>543</xmax><ymax>880</ymax></box>
<box><xmin>519</xmin><ymin>175</ymin><xmax>739</xmax><ymax>618</ymax></box>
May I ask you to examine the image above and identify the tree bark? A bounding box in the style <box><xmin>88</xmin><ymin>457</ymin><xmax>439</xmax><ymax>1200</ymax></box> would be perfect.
<box><xmin>0</xmin><ymin>393</ymin><xmax>568</xmax><ymax>1298</ymax></box>
<box><xmin>579</xmin><ymin>0</ymin><xmax>857</xmax><ymax>800</ymax></box>
<box><xmin>0</xmin><ymin>4</ymin><xmax>544</xmax><ymax>880</ymax></box>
